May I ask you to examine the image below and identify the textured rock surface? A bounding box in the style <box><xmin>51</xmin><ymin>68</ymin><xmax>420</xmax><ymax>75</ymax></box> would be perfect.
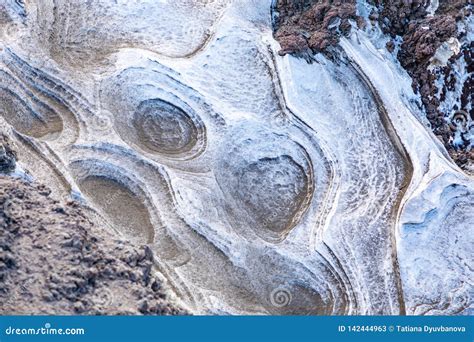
<box><xmin>0</xmin><ymin>0</ymin><xmax>473</xmax><ymax>315</ymax></box>
<box><xmin>273</xmin><ymin>0</ymin><xmax>473</xmax><ymax>172</ymax></box>
<box><xmin>0</xmin><ymin>133</ymin><xmax>16</xmax><ymax>173</ymax></box>
<box><xmin>376</xmin><ymin>0</ymin><xmax>474</xmax><ymax>172</ymax></box>
<box><xmin>0</xmin><ymin>176</ymin><xmax>186</xmax><ymax>315</ymax></box>
<box><xmin>273</xmin><ymin>0</ymin><xmax>360</xmax><ymax>59</ymax></box>
<box><xmin>368</xmin><ymin>0</ymin><xmax>473</xmax><ymax>171</ymax></box>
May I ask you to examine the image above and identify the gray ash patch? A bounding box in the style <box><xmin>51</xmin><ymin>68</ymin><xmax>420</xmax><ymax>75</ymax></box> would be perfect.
<box><xmin>0</xmin><ymin>177</ymin><xmax>187</xmax><ymax>315</ymax></box>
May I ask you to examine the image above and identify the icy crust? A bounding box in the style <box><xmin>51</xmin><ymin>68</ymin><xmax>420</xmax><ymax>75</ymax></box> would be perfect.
<box><xmin>355</xmin><ymin>0</ymin><xmax>472</xmax><ymax>171</ymax></box>
<box><xmin>340</xmin><ymin>30</ymin><xmax>473</xmax><ymax>315</ymax></box>
<box><xmin>2</xmin><ymin>0</ymin><xmax>354</xmax><ymax>315</ymax></box>
<box><xmin>399</xmin><ymin>170</ymin><xmax>473</xmax><ymax>315</ymax></box>
<box><xmin>1</xmin><ymin>0</ymin><xmax>472</xmax><ymax>315</ymax></box>
<box><xmin>426</xmin><ymin>0</ymin><xmax>439</xmax><ymax>17</ymax></box>
<box><xmin>273</xmin><ymin>51</ymin><xmax>407</xmax><ymax>314</ymax></box>
<box><xmin>28</xmin><ymin>0</ymin><xmax>230</xmax><ymax>66</ymax></box>
<box><xmin>433</xmin><ymin>15</ymin><xmax>473</xmax><ymax>155</ymax></box>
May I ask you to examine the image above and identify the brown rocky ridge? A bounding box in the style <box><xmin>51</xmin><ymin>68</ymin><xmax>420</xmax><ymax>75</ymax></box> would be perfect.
<box><xmin>273</xmin><ymin>0</ymin><xmax>473</xmax><ymax>172</ymax></box>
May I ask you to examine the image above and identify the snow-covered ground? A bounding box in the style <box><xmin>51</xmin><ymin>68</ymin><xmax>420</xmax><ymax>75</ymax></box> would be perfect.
<box><xmin>0</xmin><ymin>0</ymin><xmax>472</xmax><ymax>315</ymax></box>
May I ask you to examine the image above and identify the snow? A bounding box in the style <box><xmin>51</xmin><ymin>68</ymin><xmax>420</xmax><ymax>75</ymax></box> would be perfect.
<box><xmin>1</xmin><ymin>0</ymin><xmax>472</xmax><ymax>315</ymax></box>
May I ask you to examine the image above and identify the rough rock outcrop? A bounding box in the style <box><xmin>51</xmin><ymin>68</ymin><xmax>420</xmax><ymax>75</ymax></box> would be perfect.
<box><xmin>371</xmin><ymin>0</ymin><xmax>472</xmax><ymax>170</ymax></box>
<box><xmin>0</xmin><ymin>134</ymin><xmax>16</xmax><ymax>173</ymax></box>
<box><xmin>0</xmin><ymin>0</ymin><xmax>472</xmax><ymax>316</ymax></box>
<box><xmin>273</xmin><ymin>0</ymin><xmax>472</xmax><ymax>171</ymax></box>
<box><xmin>273</xmin><ymin>0</ymin><xmax>360</xmax><ymax>59</ymax></box>
<box><xmin>0</xmin><ymin>176</ymin><xmax>186</xmax><ymax>315</ymax></box>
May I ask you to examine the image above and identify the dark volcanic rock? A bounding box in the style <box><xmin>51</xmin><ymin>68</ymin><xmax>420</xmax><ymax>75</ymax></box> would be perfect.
<box><xmin>371</xmin><ymin>0</ymin><xmax>473</xmax><ymax>170</ymax></box>
<box><xmin>273</xmin><ymin>0</ymin><xmax>473</xmax><ymax>171</ymax></box>
<box><xmin>0</xmin><ymin>134</ymin><xmax>16</xmax><ymax>174</ymax></box>
<box><xmin>273</xmin><ymin>0</ymin><xmax>359</xmax><ymax>59</ymax></box>
<box><xmin>0</xmin><ymin>177</ymin><xmax>187</xmax><ymax>315</ymax></box>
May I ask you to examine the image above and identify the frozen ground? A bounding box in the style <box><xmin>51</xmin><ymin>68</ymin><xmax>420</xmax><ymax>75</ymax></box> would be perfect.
<box><xmin>0</xmin><ymin>0</ymin><xmax>472</xmax><ymax>315</ymax></box>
